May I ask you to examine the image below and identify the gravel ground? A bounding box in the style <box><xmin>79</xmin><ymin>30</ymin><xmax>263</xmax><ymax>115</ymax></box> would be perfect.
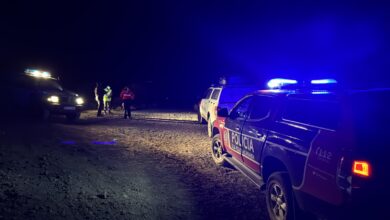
<box><xmin>0</xmin><ymin>110</ymin><xmax>268</xmax><ymax>220</ymax></box>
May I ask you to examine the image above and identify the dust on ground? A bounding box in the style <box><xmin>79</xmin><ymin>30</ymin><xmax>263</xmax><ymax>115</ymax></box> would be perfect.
<box><xmin>0</xmin><ymin>110</ymin><xmax>268</xmax><ymax>220</ymax></box>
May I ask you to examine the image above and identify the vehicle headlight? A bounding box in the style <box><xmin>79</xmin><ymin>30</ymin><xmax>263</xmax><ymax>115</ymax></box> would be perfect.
<box><xmin>47</xmin><ymin>95</ymin><xmax>59</xmax><ymax>103</ymax></box>
<box><xmin>75</xmin><ymin>97</ymin><xmax>84</xmax><ymax>105</ymax></box>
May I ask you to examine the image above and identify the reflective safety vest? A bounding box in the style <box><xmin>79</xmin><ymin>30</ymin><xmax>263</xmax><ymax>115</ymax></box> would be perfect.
<box><xmin>103</xmin><ymin>88</ymin><xmax>112</xmax><ymax>102</ymax></box>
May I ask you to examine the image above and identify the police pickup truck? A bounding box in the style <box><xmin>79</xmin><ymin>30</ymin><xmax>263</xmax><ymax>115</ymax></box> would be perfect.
<box><xmin>211</xmin><ymin>79</ymin><xmax>390</xmax><ymax>220</ymax></box>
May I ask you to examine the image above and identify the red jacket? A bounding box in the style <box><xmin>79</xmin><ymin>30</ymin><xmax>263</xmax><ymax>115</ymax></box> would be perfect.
<box><xmin>120</xmin><ymin>90</ymin><xmax>135</xmax><ymax>100</ymax></box>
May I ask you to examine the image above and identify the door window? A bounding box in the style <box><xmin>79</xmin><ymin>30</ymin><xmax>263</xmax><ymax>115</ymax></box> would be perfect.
<box><xmin>230</xmin><ymin>96</ymin><xmax>253</xmax><ymax>120</ymax></box>
<box><xmin>205</xmin><ymin>89</ymin><xmax>213</xmax><ymax>99</ymax></box>
<box><xmin>248</xmin><ymin>96</ymin><xmax>272</xmax><ymax>121</ymax></box>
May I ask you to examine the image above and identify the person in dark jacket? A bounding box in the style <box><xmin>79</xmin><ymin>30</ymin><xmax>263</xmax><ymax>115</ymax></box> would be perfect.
<box><xmin>94</xmin><ymin>83</ymin><xmax>104</xmax><ymax>117</ymax></box>
<box><xmin>120</xmin><ymin>86</ymin><xmax>135</xmax><ymax>119</ymax></box>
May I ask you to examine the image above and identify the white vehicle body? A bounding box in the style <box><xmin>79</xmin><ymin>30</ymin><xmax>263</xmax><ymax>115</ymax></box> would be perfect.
<box><xmin>199</xmin><ymin>85</ymin><xmax>256</xmax><ymax>137</ymax></box>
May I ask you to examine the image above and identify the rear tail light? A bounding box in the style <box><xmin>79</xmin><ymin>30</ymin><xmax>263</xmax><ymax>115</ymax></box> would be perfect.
<box><xmin>352</xmin><ymin>160</ymin><xmax>371</xmax><ymax>177</ymax></box>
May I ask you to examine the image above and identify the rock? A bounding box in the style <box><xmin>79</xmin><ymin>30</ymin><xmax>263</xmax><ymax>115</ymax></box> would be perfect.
<box><xmin>96</xmin><ymin>192</ymin><xmax>107</xmax><ymax>199</ymax></box>
<box><xmin>3</xmin><ymin>191</ymin><xmax>18</xmax><ymax>201</ymax></box>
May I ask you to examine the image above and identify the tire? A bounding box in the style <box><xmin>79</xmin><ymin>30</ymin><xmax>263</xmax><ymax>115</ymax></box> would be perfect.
<box><xmin>198</xmin><ymin>111</ymin><xmax>206</xmax><ymax>124</ymax></box>
<box><xmin>207</xmin><ymin>119</ymin><xmax>213</xmax><ymax>138</ymax></box>
<box><xmin>266</xmin><ymin>172</ymin><xmax>295</xmax><ymax>220</ymax></box>
<box><xmin>211</xmin><ymin>134</ymin><xmax>227</xmax><ymax>166</ymax></box>
<box><xmin>66</xmin><ymin>113</ymin><xmax>80</xmax><ymax>121</ymax></box>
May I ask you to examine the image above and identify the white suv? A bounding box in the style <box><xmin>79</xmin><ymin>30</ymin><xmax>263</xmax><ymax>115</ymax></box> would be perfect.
<box><xmin>198</xmin><ymin>85</ymin><xmax>256</xmax><ymax>137</ymax></box>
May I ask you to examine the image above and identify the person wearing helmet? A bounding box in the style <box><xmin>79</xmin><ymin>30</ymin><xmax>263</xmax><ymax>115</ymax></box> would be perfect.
<box><xmin>103</xmin><ymin>85</ymin><xmax>112</xmax><ymax>114</ymax></box>
<box><xmin>120</xmin><ymin>86</ymin><xmax>135</xmax><ymax>119</ymax></box>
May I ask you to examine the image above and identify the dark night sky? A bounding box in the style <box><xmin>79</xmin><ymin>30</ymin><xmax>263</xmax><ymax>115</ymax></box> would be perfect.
<box><xmin>1</xmin><ymin>1</ymin><xmax>390</xmax><ymax>104</ymax></box>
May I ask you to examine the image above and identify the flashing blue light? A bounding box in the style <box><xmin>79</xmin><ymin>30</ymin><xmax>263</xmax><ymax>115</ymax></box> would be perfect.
<box><xmin>265</xmin><ymin>89</ymin><xmax>286</xmax><ymax>93</ymax></box>
<box><xmin>310</xmin><ymin>79</ymin><xmax>337</xmax><ymax>84</ymax></box>
<box><xmin>267</xmin><ymin>78</ymin><xmax>297</xmax><ymax>89</ymax></box>
<box><xmin>311</xmin><ymin>90</ymin><xmax>330</xmax><ymax>95</ymax></box>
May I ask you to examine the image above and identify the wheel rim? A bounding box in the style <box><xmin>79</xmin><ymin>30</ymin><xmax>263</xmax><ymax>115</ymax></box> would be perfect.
<box><xmin>269</xmin><ymin>183</ymin><xmax>287</xmax><ymax>220</ymax></box>
<box><xmin>212</xmin><ymin>139</ymin><xmax>223</xmax><ymax>160</ymax></box>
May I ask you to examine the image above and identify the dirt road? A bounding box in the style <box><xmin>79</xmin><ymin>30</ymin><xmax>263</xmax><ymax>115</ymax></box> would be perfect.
<box><xmin>0</xmin><ymin>110</ymin><xmax>268</xmax><ymax>220</ymax></box>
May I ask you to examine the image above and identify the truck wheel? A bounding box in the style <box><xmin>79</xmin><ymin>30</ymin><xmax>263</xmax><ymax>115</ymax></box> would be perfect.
<box><xmin>66</xmin><ymin>113</ymin><xmax>80</xmax><ymax>121</ymax></box>
<box><xmin>266</xmin><ymin>172</ymin><xmax>295</xmax><ymax>220</ymax></box>
<box><xmin>198</xmin><ymin>111</ymin><xmax>206</xmax><ymax>124</ymax></box>
<box><xmin>207</xmin><ymin>119</ymin><xmax>213</xmax><ymax>137</ymax></box>
<box><xmin>211</xmin><ymin>134</ymin><xmax>227</xmax><ymax>166</ymax></box>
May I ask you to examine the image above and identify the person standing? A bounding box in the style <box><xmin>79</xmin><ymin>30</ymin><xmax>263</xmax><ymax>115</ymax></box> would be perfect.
<box><xmin>103</xmin><ymin>85</ymin><xmax>112</xmax><ymax>114</ymax></box>
<box><xmin>120</xmin><ymin>87</ymin><xmax>135</xmax><ymax>119</ymax></box>
<box><xmin>94</xmin><ymin>83</ymin><xmax>103</xmax><ymax>117</ymax></box>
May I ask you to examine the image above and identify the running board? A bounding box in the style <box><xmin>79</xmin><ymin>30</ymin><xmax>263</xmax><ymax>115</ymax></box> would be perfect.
<box><xmin>224</xmin><ymin>156</ymin><xmax>264</xmax><ymax>189</ymax></box>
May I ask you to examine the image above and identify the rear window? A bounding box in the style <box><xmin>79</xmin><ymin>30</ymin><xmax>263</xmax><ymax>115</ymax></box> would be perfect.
<box><xmin>283</xmin><ymin>99</ymin><xmax>340</xmax><ymax>130</ymax></box>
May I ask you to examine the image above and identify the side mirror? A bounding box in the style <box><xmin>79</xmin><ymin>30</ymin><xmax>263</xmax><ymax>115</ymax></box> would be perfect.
<box><xmin>217</xmin><ymin>108</ymin><xmax>229</xmax><ymax>117</ymax></box>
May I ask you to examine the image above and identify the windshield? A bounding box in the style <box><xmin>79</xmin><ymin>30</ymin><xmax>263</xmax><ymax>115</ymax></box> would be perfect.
<box><xmin>33</xmin><ymin>79</ymin><xmax>63</xmax><ymax>91</ymax></box>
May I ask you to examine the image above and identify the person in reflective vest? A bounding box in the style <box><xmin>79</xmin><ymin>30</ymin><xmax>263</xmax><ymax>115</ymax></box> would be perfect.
<box><xmin>120</xmin><ymin>86</ymin><xmax>135</xmax><ymax>119</ymax></box>
<box><xmin>103</xmin><ymin>86</ymin><xmax>112</xmax><ymax>114</ymax></box>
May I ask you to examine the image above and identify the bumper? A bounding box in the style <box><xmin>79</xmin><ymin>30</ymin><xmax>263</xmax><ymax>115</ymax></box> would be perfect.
<box><xmin>46</xmin><ymin>104</ymin><xmax>83</xmax><ymax>115</ymax></box>
<box><xmin>295</xmin><ymin>186</ymin><xmax>390</xmax><ymax>219</ymax></box>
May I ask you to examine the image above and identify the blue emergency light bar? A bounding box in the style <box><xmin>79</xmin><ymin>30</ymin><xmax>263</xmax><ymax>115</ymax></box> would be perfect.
<box><xmin>310</xmin><ymin>79</ymin><xmax>337</xmax><ymax>84</ymax></box>
<box><xmin>267</xmin><ymin>78</ymin><xmax>298</xmax><ymax>89</ymax></box>
<box><xmin>267</xmin><ymin>77</ymin><xmax>339</xmax><ymax>91</ymax></box>
<box><xmin>311</xmin><ymin>90</ymin><xmax>331</xmax><ymax>95</ymax></box>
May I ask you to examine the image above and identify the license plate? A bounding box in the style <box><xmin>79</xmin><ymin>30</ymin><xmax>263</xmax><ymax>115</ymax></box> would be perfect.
<box><xmin>64</xmin><ymin>106</ymin><xmax>76</xmax><ymax>110</ymax></box>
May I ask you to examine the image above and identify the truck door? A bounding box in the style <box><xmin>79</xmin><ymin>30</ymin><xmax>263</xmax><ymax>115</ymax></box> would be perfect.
<box><xmin>209</xmin><ymin>88</ymin><xmax>221</xmax><ymax>122</ymax></box>
<box><xmin>200</xmin><ymin>88</ymin><xmax>213</xmax><ymax>119</ymax></box>
<box><xmin>224</xmin><ymin>96</ymin><xmax>253</xmax><ymax>161</ymax></box>
<box><xmin>241</xmin><ymin>96</ymin><xmax>273</xmax><ymax>173</ymax></box>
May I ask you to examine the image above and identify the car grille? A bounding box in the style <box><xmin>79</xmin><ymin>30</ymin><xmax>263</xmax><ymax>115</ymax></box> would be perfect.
<box><xmin>61</xmin><ymin>96</ymin><xmax>73</xmax><ymax>104</ymax></box>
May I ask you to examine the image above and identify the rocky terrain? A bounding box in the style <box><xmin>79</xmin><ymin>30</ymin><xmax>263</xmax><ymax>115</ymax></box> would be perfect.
<box><xmin>0</xmin><ymin>110</ymin><xmax>268</xmax><ymax>220</ymax></box>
